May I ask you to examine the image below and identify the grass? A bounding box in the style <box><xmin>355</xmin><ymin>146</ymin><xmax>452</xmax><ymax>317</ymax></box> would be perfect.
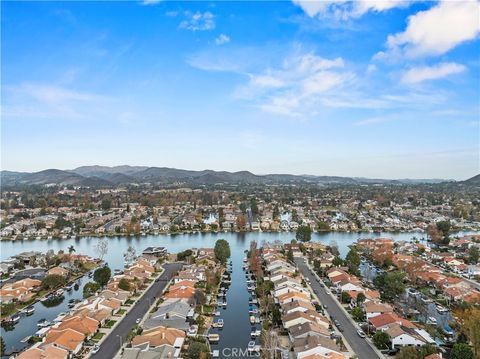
<box><xmin>104</xmin><ymin>320</ymin><xmax>117</xmax><ymax>328</ymax></box>
<box><xmin>116</xmin><ymin>309</ymin><xmax>126</xmax><ymax>315</ymax></box>
<box><xmin>125</xmin><ymin>299</ymin><xmax>134</xmax><ymax>306</ymax></box>
<box><xmin>92</xmin><ymin>332</ymin><xmax>106</xmax><ymax>342</ymax></box>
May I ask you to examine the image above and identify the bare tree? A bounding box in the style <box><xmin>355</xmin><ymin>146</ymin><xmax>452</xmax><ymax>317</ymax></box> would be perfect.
<box><xmin>95</xmin><ymin>237</ymin><xmax>108</xmax><ymax>261</ymax></box>
<box><xmin>261</xmin><ymin>330</ymin><xmax>279</xmax><ymax>359</ymax></box>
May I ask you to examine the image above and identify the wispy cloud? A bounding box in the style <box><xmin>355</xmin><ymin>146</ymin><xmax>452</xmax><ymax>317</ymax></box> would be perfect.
<box><xmin>401</xmin><ymin>62</ymin><xmax>466</xmax><ymax>84</ymax></box>
<box><xmin>215</xmin><ymin>33</ymin><xmax>230</xmax><ymax>45</ymax></box>
<box><xmin>141</xmin><ymin>0</ymin><xmax>163</xmax><ymax>6</ymax></box>
<box><xmin>179</xmin><ymin>11</ymin><xmax>215</xmax><ymax>31</ymax></box>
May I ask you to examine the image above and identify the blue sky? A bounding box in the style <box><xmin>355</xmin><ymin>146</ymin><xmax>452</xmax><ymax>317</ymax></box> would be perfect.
<box><xmin>1</xmin><ymin>0</ymin><xmax>479</xmax><ymax>179</ymax></box>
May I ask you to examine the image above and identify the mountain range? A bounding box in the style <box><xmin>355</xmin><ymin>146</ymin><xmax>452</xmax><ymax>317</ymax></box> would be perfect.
<box><xmin>0</xmin><ymin>165</ymin><xmax>472</xmax><ymax>188</ymax></box>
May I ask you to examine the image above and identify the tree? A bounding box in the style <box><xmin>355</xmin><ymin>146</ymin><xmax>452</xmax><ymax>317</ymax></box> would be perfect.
<box><xmin>185</xmin><ymin>340</ymin><xmax>210</xmax><ymax>359</ymax></box>
<box><xmin>177</xmin><ymin>249</ymin><xmax>193</xmax><ymax>261</ymax></box>
<box><xmin>341</xmin><ymin>291</ymin><xmax>351</xmax><ymax>304</ymax></box>
<box><xmin>356</xmin><ymin>292</ymin><xmax>366</xmax><ymax>306</ymax></box>
<box><xmin>0</xmin><ymin>336</ymin><xmax>5</xmax><ymax>356</ymax></box>
<box><xmin>372</xmin><ymin>330</ymin><xmax>390</xmax><ymax>349</ymax></box>
<box><xmin>214</xmin><ymin>239</ymin><xmax>231</xmax><ymax>264</ymax></box>
<box><xmin>395</xmin><ymin>346</ymin><xmax>419</xmax><ymax>359</ymax></box>
<box><xmin>41</xmin><ymin>274</ymin><xmax>67</xmax><ymax>290</ymax></box>
<box><xmin>93</xmin><ymin>266</ymin><xmax>111</xmax><ymax>287</ymax></box>
<box><xmin>374</xmin><ymin>271</ymin><xmax>406</xmax><ymax>301</ymax></box>
<box><xmin>83</xmin><ymin>282</ymin><xmax>101</xmax><ymax>298</ymax></box>
<box><xmin>351</xmin><ymin>307</ymin><xmax>364</xmax><ymax>322</ymax></box>
<box><xmin>317</xmin><ymin>221</ymin><xmax>330</xmax><ymax>231</ymax></box>
<box><xmin>457</xmin><ymin>308</ymin><xmax>480</xmax><ymax>357</ymax></box>
<box><xmin>68</xmin><ymin>245</ymin><xmax>75</xmax><ymax>254</ymax></box>
<box><xmin>101</xmin><ymin>198</ymin><xmax>112</xmax><ymax>211</ymax></box>
<box><xmin>118</xmin><ymin>278</ymin><xmax>131</xmax><ymax>291</ymax></box>
<box><xmin>468</xmin><ymin>246</ymin><xmax>479</xmax><ymax>264</ymax></box>
<box><xmin>346</xmin><ymin>246</ymin><xmax>361</xmax><ymax>276</ymax></box>
<box><xmin>95</xmin><ymin>237</ymin><xmax>108</xmax><ymax>260</ymax></box>
<box><xmin>124</xmin><ymin>245</ymin><xmax>136</xmax><ymax>264</ymax></box>
<box><xmin>194</xmin><ymin>289</ymin><xmax>207</xmax><ymax>307</ymax></box>
<box><xmin>236</xmin><ymin>214</ymin><xmax>246</xmax><ymax>230</ymax></box>
<box><xmin>296</xmin><ymin>225</ymin><xmax>312</xmax><ymax>242</ymax></box>
<box><xmin>451</xmin><ymin>343</ymin><xmax>473</xmax><ymax>359</ymax></box>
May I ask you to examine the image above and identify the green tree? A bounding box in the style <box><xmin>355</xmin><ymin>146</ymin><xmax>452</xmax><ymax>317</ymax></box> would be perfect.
<box><xmin>93</xmin><ymin>266</ymin><xmax>111</xmax><ymax>287</ymax></box>
<box><xmin>83</xmin><ymin>282</ymin><xmax>101</xmax><ymax>298</ymax></box>
<box><xmin>118</xmin><ymin>278</ymin><xmax>131</xmax><ymax>291</ymax></box>
<box><xmin>345</xmin><ymin>246</ymin><xmax>361</xmax><ymax>275</ymax></box>
<box><xmin>41</xmin><ymin>274</ymin><xmax>67</xmax><ymax>290</ymax></box>
<box><xmin>214</xmin><ymin>239</ymin><xmax>231</xmax><ymax>265</ymax></box>
<box><xmin>372</xmin><ymin>330</ymin><xmax>390</xmax><ymax>349</ymax></box>
<box><xmin>341</xmin><ymin>291</ymin><xmax>351</xmax><ymax>304</ymax></box>
<box><xmin>468</xmin><ymin>246</ymin><xmax>479</xmax><ymax>264</ymax></box>
<box><xmin>356</xmin><ymin>292</ymin><xmax>366</xmax><ymax>306</ymax></box>
<box><xmin>296</xmin><ymin>225</ymin><xmax>312</xmax><ymax>242</ymax></box>
<box><xmin>185</xmin><ymin>340</ymin><xmax>211</xmax><ymax>359</ymax></box>
<box><xmin>317</xmin><ymin>221</ymin><xmax>330</xmax><ymax>231</ymax></box>
<box><xmin>68</xmin><ymin>245</ymin><xmax>75</xmax><ymax>254</ymax></box>
<box><xmin>351</xmin><ymin>306</ymin><xmax>364</xmax><ymax>322</ymax></box>
<box><xmin>451</xmin><ymin>343</ymin><xmax>473</xmax><ymax>359</ymax></box>
<box><xmin>396</xmin><ymin>346</ymin><xmax>420</xmax><ymax>359</ymax></box>
<box><xmin>374</xmin><ymin>271</ymin><xmax>406</xmax><ymax>301</ymax></box>
<box><xmin>101</xmin><ymin>198</ymin><xmax>112</xmax><ymax>211</ymax></box>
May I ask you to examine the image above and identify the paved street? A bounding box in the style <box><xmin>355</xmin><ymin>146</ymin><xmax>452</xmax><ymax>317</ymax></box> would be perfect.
<box><xmin>91</xmin><ymin>262</ymin><xmax>183</xmax><ymax>359</ymax></box>
<box><xmin>294</xmin><ymin>258</ymin><xmax>381</xmax><ymax>359</ymax></box>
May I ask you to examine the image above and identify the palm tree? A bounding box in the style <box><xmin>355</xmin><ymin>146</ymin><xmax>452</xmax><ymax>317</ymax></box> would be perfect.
<box><xmin>68</xmin><ymin>245</ymin><xmax>75</xmax><ymax>254</ymax></box>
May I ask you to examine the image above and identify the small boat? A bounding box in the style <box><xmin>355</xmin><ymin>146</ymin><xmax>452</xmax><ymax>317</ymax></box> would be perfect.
<box><xmin>114</xmin><ymin>269</ymin><xmax>123</xmax><ymax>275</ymax></box>
<box><xmin>65</xmin><ymin>284</ymin><xmax>73</xmax><ymax>291</ymax></box>
<box><xmin>436</xmin><ymin>304</ymin><xmax>448</xmax><ymax>313</ymax></box>
<box><xmin>212</xmin><ymin>319</ymin><xmax>224</xmax><ymax>328</ymax></box>
<box><xmin>251</xmin><ymin>329</ymin><xmax>261</xmax><ymax>338</ymax></box>
<box><xmin>243</xmin><ymin>258</ymin><xmax>248</xmax><ymax>263</ymax></box>
<box><xmin>40</xmin><ymin>296</ymin><xmax>50</xmax><ymax>303</ymax></box>
<box><xmin>56</xmin><ymin>289</ymin><xmax>64</xmax><ymax>296</ymax></box>
<box><xmin>427</xmin><ymin>317</ymin><xmax>438</xmax><ymax>325</ymax></box>
<box><xmin>214</xmin><ymin>311</ymin><xmax>221</xmax><ymax>316</ymax></box>
<box><xmin>24</xmin><ymin>306</ymin><xmax>35</xmax><ymax>315</ymax></box>
<box><xmin>249</xmin><ymin>316</ymin><xmax>256</xmax><ymax>324</ymax></box>
<box><xmin>47</xmin><ymin>236</ymin><xmax>53</xmax><ymax>239</ymax></box>
<box><xmin>10</xmin><ymin>314</ymin><xmax>21</xmax><ymax>323</ymax></box>
<box><xmin>212</xmin><ymin>349</ymin><xmax>220</xmax><ymax>358</ymax></box>
<box><xmin>255</xmin><ymin>317</ymin><xmax>261</xmax><ymax>324</ymax></box>
<box><xmin>208</xmin><ymin>333</ymin><xmax>220</xmax><ymax>343</ymax></box>
<box><xmin>249</xmin><ymin>308</ymin><xmax>259</xmax><ymax>314</ymax></box>
<box><xmin>222</xmin><ymin>301</ymin><xmax>227</xmax><ymax>308</ymax></box>
<box><xmin>37</xmin><ymin>319</ymin><xmax>51</xmax><ymax>328</ymax></box>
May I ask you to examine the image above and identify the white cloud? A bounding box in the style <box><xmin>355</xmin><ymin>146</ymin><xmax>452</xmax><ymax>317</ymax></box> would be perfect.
<box><xmin>401</xmin><ymin>62</ymin><xmax>467</xmax><ymax>84</ymax></box>
<box><xmin>141</xmin><ymin>0</ymin><xmax>162</xmax><ymax>5</ymax></box>
<box><xmin>292</xmin><ymin>0</ymin><xmax>409</xmax><ymax>19</ymax></box>
<box><xmin>215</xmin><ymin>33</ymin><xmax>231</xmax><ymax>45</ymax></box>
<box><xmin>377</xmin><ymin>1</ymin><xmax>480</xmax><ymax>59</ymax></box>
<box><xmin>179</xmin><ymin>11</ymin><xmax>215</xmax><ymax>32</ymax></box>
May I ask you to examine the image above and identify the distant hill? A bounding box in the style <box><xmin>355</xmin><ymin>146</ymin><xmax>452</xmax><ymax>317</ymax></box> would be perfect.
<box><xmin>0</xmin><ymin>165</ymin><xmax>456</xmax><ymax>188</ymax></box>
<box><xmin>464</xmin><ymin>174</ymin><xmax>480</xmax><ymax>185</ymax></box>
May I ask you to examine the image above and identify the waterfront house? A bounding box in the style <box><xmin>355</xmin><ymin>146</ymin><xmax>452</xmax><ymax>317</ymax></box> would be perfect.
<box><xmin>282</xmin><ymin>300</ymin><xmax>316</xmax><ymax>315</ymax></box>
<box><xmin>288</xmin><ymin>322</ymin><xmax>332</xmax><ymax>341</ymax></box>
<box><xmin>144</xmin><ymin>298</ymin><xmax>192</xmax><ymax>330</ymax></box>
<box><xmin>277</xmin><ymin>291</ymin><xmax>311</xmax><ymax>306</ymax></box>
<box><xmin>43</xmin><ymin>328</ymin><xmax>85</xmax><ymax>354</ymax></box>
<box><xmin>55</xmin><ymin>315</ymin><xmax>99</xmax><ymax>339</ymax></box>
<box><xmin>131</xmin><ymin>326</ymin><xmax>186</xmax><ymax>358</ymax></box>
<box><xmin>282</xmin><ymin>310</ymin><xmax>330</xmax><ymax>330</ymax></box>
<box><xmin>293</xmin><ymin>335</ymin><xmax>341</xmax><ymax>354</ymax></box>
<box><xmin>164</xmin><ymin>280</ymin><xmax>196</xmax><ymax>301</ymax></box>
<box><xmin>47</xmin><ymin>266</ymin><xmax>69</xmax><ymax>277</ymax></box>
<box><xmin>16</xmin><ymin>344</ymin><xmax>69</xmax><ymax>359</ymax></box>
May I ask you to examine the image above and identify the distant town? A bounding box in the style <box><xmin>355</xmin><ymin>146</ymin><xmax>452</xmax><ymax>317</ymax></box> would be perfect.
<box><xmin>1</xmin><ymin>171</ymin><xmax>479</xmax><ymax>240</ymax></box>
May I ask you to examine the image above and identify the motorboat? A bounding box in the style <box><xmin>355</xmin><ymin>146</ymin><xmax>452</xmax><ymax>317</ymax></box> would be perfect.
<box><xmin>249</xmin><ymin>308</ymin><xmax>259</xmax><ymax>315</ymax></box>
<box><xmin>65</xmin><ymin>284</ymin><xmax>73</xmax><ymax>291</ymax></box>
<box><xmin>55</xmin><ymin>289</ymin><xmax>64</xmax><ymax>296</ymax></box>
<box><xmin>37</xmin><ymin>319</ymin><xmax>51</xmax><ymax>328</ymax></box>
<box><xmin>243</xmin><ymin>258</ymin><xmax>248</xmax><ymax>263</ymax></box>
<box><xmin>212</xmin><ymin>319</ymin><xmax>224</xmax><ymax>328</ymax></box>
<box><xmin>208</xmin><ymin>334</ymin><xmax>220</xmax><ymax>343</ymax></box>
<box><xmin>436</xmin><ymin>304</ymin><xmax>448</xmax><ymax>313</ymax></box>
<box><xmin>247</xmin><ymin>341</ymin><xmax>260</xmax><ymax>353</ymax></box>
<box><xmin>250</xmin><ymin>329</ymin><xmax>261</xmax><ymax>338</ymax></box>
<box><xmin>24</xmin><ymin>306</ymin><xmax>35</xmax><ymax>315</ymax></box>
<box><xmin>222</xmin><ymin>301</ymin><xmax>227</xmax><ymax>308</ymax></box>
<box><xmin>427</xmin><ymin>317</ymin><xmax>438</xmax><ymax>325</ymax></box>
<box><xmin>249</xmin><ymin>316</ymin><xmax>256</xmax><ymax>324</ymax></box>
<box><xmin>214</xmin><ymin>311</ymin><xmax>221</xmax><ymax>316</ymax></box>
<box><xmin>9</xmin><ymin>314</ymin><xmax>21</xmax><ymax>324</ymax></box>
<box><xmin>255</xmin><ymin>317</ymin><xmax>261</xmax><ymax>324</ymax></box>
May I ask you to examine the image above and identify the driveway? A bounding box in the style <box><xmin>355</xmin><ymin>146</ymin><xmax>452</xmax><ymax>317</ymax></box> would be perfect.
<box><xmin>90</xmin><ymin>262</ymin><xmax>183</xmax><ymax>359</ymax></box>
<box><xmin>294</xmin><ymin>258</ymin><xmax>381</xmax><ymax>359</ymax></box>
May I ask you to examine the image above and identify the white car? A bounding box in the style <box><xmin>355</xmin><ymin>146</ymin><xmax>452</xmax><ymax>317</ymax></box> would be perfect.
<box><xmin>357</xmin><ymin>329</ymin><xmax>366</xmax><ymax>338</ymax></box>
<box><xmin>326</xmin><ymin>290</ymin><xmax>331</xmax><ymax>295</ymax></box>
<box><xmin>92</xmin><ymin>345</ymin><xmax>100</xmax><ymax>354</ymax></box>
<box><xmin>135</xmin><ymin>318</ymin><xmax>141</xmax><ymax>324</ymax></box>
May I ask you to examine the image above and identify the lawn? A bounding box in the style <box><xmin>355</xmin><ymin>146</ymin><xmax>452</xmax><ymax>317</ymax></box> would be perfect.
<box><xmin>92</xmin><ymin>332</ymin><xmax>106</xmax><ymax>342</ymax></box>
<box><xmin>116</xmin><ymin>309</ymin><xmax>126</xmax><ymax>315</ymax></box>
<box><xmin>104</xmin><ymin>320</ymin><xmax>117</xmax><ymax>328</ymax></box>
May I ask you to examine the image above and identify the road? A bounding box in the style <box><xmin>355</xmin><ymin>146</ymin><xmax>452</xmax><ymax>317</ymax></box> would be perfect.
<box><xmin>91</xmin><ymin>262</ymin><xmax>183</xmax><ymax>359</ymax></box>
<box><xmin>294</xmin><ymin>258</ymin><xmax>381</xmax><ymax>359</ymax></box>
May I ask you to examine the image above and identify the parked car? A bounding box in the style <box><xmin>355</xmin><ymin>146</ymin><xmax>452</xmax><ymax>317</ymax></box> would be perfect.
<box><xmin>136</xmin><ymin>318</ymin><xmax>141</xmax><ymax>324</ymax></box>
<box><xmin>92</xmin><ymin>346</ymin><xmax>100</xmax><ymax>354</ymax></box>
<box><xmin>357</xmin><ymin>329</ymin><xmax>366</xmax><ymax>338</ymax></box>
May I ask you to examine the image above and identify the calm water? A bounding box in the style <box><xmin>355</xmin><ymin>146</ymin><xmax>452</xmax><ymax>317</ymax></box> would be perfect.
<box><xmin>1</xmin><ymin>231</ymin><xmax>476</xmax><ymax>356</ymax></box>
<box><xmin>1</xmin><ymin>277</ymin><xmax>88</xmax><ymax>356</ymax></box>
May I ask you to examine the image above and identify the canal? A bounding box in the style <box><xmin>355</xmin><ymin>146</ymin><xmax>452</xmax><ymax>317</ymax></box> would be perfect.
<box><xmin>1</xmin><ymin>275</ymin><xmax>88</xmax><ymax>356</ymax></box>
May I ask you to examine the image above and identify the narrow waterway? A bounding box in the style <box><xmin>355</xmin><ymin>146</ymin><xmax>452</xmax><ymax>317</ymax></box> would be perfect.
<box><xmin>209</xmin><ymin>252</ymin><xmax>258</xmax><ymax>358</ymax></box>
<box><xmin>1</xmin><ymin>276</ymin><xmax>88</xmax><ymax>356</ymax></box>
